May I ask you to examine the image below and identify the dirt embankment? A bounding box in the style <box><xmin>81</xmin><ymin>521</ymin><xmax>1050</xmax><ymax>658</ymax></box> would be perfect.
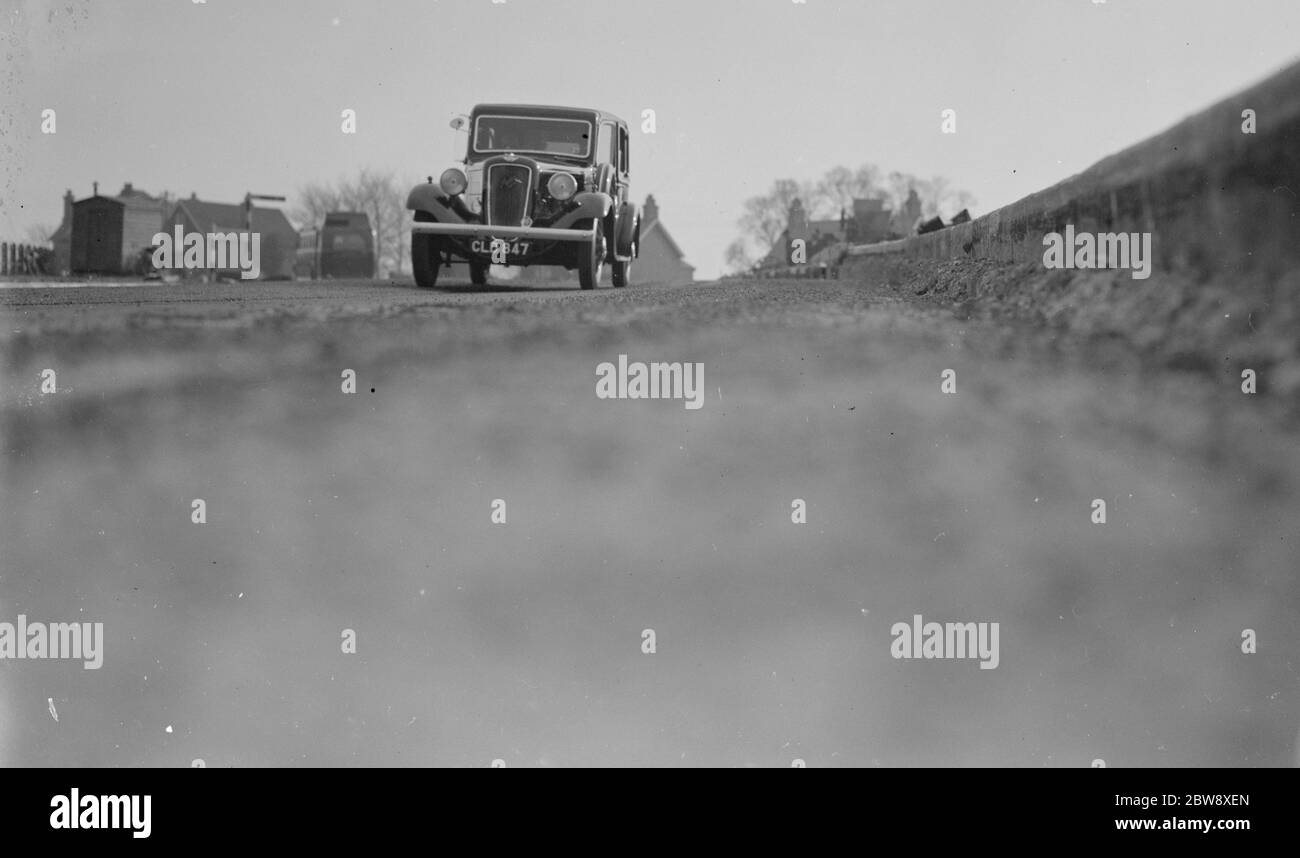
<box><xmin>840</xmin><ymin>59</ymin><xmax>1300</xmax><ymax>410</ymax></box>
<box><xmin>843</xmin><ymin>255</ymin><xmax>1300</xmax><ymax>408</ymax></box>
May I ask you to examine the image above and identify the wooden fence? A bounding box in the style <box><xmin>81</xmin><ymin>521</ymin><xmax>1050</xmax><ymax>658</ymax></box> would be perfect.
<box><xmin>0</xmin><ymin>242</ymin><xmax>52</xmax><ymax>276</ymax></box>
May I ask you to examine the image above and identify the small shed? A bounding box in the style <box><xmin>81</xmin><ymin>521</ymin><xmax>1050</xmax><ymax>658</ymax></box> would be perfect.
<box><xmin>69</xmin><ymin>183</ymin><xmax>166</xmax><ymax>274</ymax></box>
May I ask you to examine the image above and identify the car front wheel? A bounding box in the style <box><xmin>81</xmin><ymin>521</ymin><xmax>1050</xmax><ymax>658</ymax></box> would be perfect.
<box><xmin>411</xmin><ymin>214</ymin><xmax>442</xmax><ymax>289</ymax></box>
<box><xmin>577</xmin><ymin>220</ymin><xmax>604</xmax><ymax>290</ymax></box>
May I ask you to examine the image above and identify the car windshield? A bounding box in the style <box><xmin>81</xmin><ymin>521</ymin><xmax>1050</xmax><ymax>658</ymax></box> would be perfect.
<box><xmin>472</xmin><ymin>115</ymin><xmax>592</xmax><ymax>159</ymax></box>
<box><xmin>325</xmin><ymin>233</ymin><xmax>368</xmax><ymax>252</ymax></box>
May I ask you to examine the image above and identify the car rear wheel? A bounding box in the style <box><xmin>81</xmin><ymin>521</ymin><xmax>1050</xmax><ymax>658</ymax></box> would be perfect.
<box><xmin>611</xmin><ymin>238</ymin><xmax>634</xmax><ymax>288</ymax></box>
<box><xmin>577</xmin><ymin>220</ymin><xmax>604</xmax><ymax>290</ymax></box>
<box><xmin>411</xmin><ymin>214</ymin><xmax>441</xmax><ymax>289</ymax></box>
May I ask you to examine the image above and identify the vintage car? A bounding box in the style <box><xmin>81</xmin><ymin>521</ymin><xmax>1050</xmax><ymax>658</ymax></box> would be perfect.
<box><xmin>406</xmin><ymin>104</ymin><xmax>639</xmax><ymax>289</ymax></box>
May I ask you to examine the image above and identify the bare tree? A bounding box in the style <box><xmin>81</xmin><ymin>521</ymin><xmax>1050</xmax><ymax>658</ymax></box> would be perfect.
<box><xmin>732</xmin><ymin>178</ymin><xmax>810</xmax><ymax>267</ymax></box>
<box><xmin>883</xmin><ymin>171</ymin><xmax>915</xmax><ymax>212</ymax></box>
<box><xmin>25</xmin><ymin>223</ymin><xmax>55</xmax><ymax>244</ymax></box>
<box><xmin>723</xmin><ymin>238</ymin><xmax>755</xmax><ymax>275</ymax></box>
<box><xmin>945</xmin><ymin>188</ymin><xmax>978</xmax><ymax>217</ymax></box>
<box><xmin>884</xmin><ymin>172</ymin><xmax>976</xmax><ymax>220</ymax></box>
<box><xmin>293</xmin><ymin>184</ymin><xmax>343</xmax><ymax>232</ymax></box>
<box><xmin>811</xmin><ymin>165</ymin><xmax>883</xmax><ymax>219</ymax></box>
<box><xmin>734</xmin><ymin>165</ymin><xmax>976</xmax><ymax>259</ymax></box>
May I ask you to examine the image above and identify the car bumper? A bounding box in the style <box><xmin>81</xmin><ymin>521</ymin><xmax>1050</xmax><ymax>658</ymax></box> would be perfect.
<box><xmin>410</xmin><ymin>222</ymin><xmax>598</xmax><ymax>242</ymax></box>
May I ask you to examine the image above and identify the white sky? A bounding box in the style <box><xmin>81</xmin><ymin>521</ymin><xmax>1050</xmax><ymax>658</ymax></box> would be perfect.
<box><xmin>3</xmin><ymin>0</ymin><xmax>1298</xmax><ymax>278</ymax></box>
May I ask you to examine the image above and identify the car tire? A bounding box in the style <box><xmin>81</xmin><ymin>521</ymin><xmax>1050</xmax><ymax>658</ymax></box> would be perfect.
<box><xmin>470</xmin><ymin>262</ymin><xmax>488</xmax><ymax>286</ymax></box>
<box><xmin>611</xmin><ymin>242</ymin><xmax>633</xmax><ymax>288</ymax></box>
<box><xmin>411</xmin><ymin>211</ymin><xmax>443</xmax><ymax>289</ymax></box>
<box><xmin>577</xmin><ymin>219</ymin><xmax>604</xmax><ymax>290</ymax></box>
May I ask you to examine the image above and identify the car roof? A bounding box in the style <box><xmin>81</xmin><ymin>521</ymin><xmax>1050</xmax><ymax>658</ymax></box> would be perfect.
<box><xmin>470</xmin><ymin>104</ymin><xmax>627</xmax><ymax>126</ymax></box>
<box><xmin>323</xmin><ymin>212</ymin><xmax>370</xmax><ymax>228</ymax></box>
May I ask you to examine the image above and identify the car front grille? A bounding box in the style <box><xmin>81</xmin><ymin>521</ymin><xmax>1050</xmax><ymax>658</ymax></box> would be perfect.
<box><xmin>486</xmin><ymin>163</ymin><xmax>533</xmax><ymax>227</ymax></box>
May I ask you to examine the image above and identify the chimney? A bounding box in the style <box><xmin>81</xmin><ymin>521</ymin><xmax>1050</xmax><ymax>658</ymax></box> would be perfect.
<box><xmin>643</xmin><ymin>194</ymin><xmax>659</xmax><ymax>224</ymax></box>
<box><xmin>93</xmin><ymin>181</ymin><xmax>99</xmax><ymax>197</ymax></box>
<box><xmin>63</xmin><ymin>189</ymin><xmax>74</xmax><ymax>224</ymax></box>
<box><xmin>122</xmin><ymin>182</ymin><xmax>133</xmax><ymax>195</ymax></box>
<box><xmin>788</xmin><ymin>198</ymin><xmax>808</xmax><ymax>232</ymax></box>
<box><xmin>190</xmin><ymin>191</ymin><xmax>197</xmax><ymax>200</ymax></box>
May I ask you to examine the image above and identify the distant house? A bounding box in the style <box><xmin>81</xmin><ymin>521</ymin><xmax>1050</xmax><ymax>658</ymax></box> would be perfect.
<box><xmin>69</xmin><ymin>182</ymin><xmax>168</xmax><ymax>274</ymax></box>
<box><xmin>625</xmin><ymin>194</ymin><xmax>693</xmax><ymax>285</ymax></box>
<box><xmin>163</xmin><ymin>194</ymin><xmax>297</xmax><ymax>279</ymax></box>
<box><xmin>846</xmin><ymin>197</ymin><xmax>893</xmax><ymax>244</ymax></box>
<box><xmin>530</xmin><ymin>193</ymin><xmax>693</xmax><ymax>285</ymax></box>
<box><xmin>756</xmin><ymin>193</ymin><xmax>905</xmax><ymax>271</ymax></box>
<box><xmin>807</xmin><ymin>217</ymin><xmax>847</xmax><ymax>247</ymax></box>
<box><xmin>757</xmin><ymin>199</ymin><xmax>832</xmax><ymax>269</ymax></box>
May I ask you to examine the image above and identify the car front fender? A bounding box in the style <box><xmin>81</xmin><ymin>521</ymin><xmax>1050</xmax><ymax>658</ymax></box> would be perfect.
<box><xmin>559</xmin><ymin>192</ymin><xmax>613</xmax><ymax>226</ymax></box>
<box><xmin>406</xmin><ymin>184</ymin><xmax>466</xmax><ymax>223</ymax></box>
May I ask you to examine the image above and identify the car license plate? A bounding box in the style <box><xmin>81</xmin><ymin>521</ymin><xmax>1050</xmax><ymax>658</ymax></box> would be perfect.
<box><xmin>470</xmin><ymin>238</ymin><xmax>531</xmax><ymax>258</ymax></box>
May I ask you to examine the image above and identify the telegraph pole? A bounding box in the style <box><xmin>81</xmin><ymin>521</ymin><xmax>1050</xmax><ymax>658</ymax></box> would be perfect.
<box><xmin>243</xmin><ymin>193</ymin><xmax>287</xmax><ymax>231</ymax></box>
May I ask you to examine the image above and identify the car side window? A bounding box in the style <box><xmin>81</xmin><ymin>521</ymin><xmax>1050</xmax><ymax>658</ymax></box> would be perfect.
<box><xmin>598</xmin><ymin>122</ymin><xmax>615</xmax><ymax>166</ymax></box>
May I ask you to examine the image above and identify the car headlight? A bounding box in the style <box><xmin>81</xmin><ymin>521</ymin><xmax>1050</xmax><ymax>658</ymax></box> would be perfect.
<box><xmin>440</xmin><ymin>168</ymin><xmax>468</xmax><ymax>196</ymax></box>
<box><xmin>547</xmin><ymin>172</ymin><xmax>578</xmax><ymax>201</ymax></box>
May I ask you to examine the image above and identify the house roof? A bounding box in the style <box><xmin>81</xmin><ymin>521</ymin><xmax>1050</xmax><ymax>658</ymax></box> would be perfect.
<box><xmin>73</xmin><ymin>193</ymin><xmax>163</xmax><ymax>213</ymax></box>
<box><xmin>172</xmin><ymin>198</ymin><xmax>296</xmax><ymax>236</ymax></box>
<box><xmin>758</xmin><ymin>227</ymin><xmax>840</xmax><ymax>268</ymax></box>
<box><xmin>641</xmin><ymin>216</ymin><xmax>691</xmax><ymax>269</ymax></box>
<box><xmin>116</xmin><ymin>184</ymin><xmax>160</xmax><ymax>202</ymax></box>
<box><xmin>807</xmin><ymin>219</ymin><xmax>844</xmax><ymax>237</ymax></box>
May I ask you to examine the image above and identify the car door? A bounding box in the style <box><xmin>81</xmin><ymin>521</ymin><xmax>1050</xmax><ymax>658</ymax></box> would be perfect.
<box><xmin>596</xmin><ymin>121</ymin><xmax>618</xmax><ymax>196</ymax></box>
<box><xmin>614</xmin><ymin>124</ymin><xmax>630</xmax><ymax>206</ymax></box>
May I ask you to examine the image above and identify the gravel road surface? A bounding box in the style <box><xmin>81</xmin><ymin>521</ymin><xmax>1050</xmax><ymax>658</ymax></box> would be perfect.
<box><xmin>2</xmin><ymin>275</ymin><xmax>1296</xmax><ymax>767</ymax></box>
